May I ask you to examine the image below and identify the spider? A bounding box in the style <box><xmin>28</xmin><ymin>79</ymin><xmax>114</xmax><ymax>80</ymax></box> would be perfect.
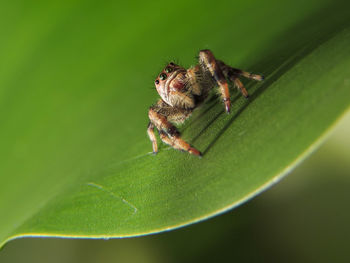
<box><xmin>147</xmin><ymin>49</ymin><xmax>264</xmax><ymax>157</ymax></box>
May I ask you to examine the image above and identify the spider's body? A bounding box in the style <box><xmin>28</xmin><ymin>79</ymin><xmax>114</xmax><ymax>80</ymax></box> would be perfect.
<box><xmin>147</xmin><ymin>50</ymin><xmax>264</xmax><ymax>156</ymax></box>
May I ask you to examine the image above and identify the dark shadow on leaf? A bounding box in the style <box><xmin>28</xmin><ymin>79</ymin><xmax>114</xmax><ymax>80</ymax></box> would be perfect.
<box><xmin>189</xmin><ymin>93</ymin><xmax>244</xmax><ymax>144</ymax></box>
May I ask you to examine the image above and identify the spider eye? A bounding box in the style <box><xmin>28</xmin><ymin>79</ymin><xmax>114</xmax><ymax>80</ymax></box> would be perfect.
<box><xmin>155</xmin><ymin>79</ymin><xmax>159</xmax><ymax>85</ymax></box>
<box><xmin>159</xmin><ymin>73</ymin><xmax>167</xmax><ymax>80</ymax></box>
<box><xmin>165</xmin><ymin>67</ymin><xmax>172</xmax><ymax>73</ymax></box>
<box><xmin>169</xmin><ymin>62</ymin><xmax>175</xmax><ymax>66</ymax></box>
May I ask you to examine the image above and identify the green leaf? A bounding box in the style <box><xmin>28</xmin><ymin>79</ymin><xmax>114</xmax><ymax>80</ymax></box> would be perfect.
<box><xmin>1</xmin><ymin>0</ymin><xmax>349</xmax><ymax>248</ymax></box>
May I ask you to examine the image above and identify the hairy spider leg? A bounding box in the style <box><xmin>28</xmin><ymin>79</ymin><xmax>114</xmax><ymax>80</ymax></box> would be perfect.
<box><xmin>231</xmin><ymin>76</ymin><xmax>249</xmax><ymax>98</ymax></box>
<box><xmin>229</xmin><ymin>67</ymin><xmax>264</xmax><ymax>81</ymax></box>
<box><xmin>199</xmin><ymin>50</ymin><xmax>231</xmax><ymax>113</ymax></box>
<box><xmin>218</xmin><ymin>62</ymin><xmax>264</xmax><ymax>98</ymax></box>
<box><xmin>159</xmin><ymin>131</ymin><xmax>201</xmax><ymax>156</ymax></box>
<box><xmin>148</xmin><ymin>107</ymin><xmax>201</xmax><ymax>156</ymax></box>
<box><xmin>147</xmin><ymin>122</ymin><xmax>158</xmax><ymax>153</ymax></box>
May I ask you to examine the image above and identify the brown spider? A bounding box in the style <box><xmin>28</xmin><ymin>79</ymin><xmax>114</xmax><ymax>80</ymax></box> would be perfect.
<box><xmin>147</xmin><ymin>49</ymin><xmax>264</xmax><ymax>157</ymax></box>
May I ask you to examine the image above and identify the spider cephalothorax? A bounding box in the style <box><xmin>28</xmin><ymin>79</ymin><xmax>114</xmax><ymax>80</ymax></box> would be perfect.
<box><xmin>147</xmin><ymin>49</ymin><xmax>264</xmax><ymax>157</ymax></box>
<box><xmin>154</xmin><ymin>62</ymin><xmax>194</xmax><ymax>109</ymax></box>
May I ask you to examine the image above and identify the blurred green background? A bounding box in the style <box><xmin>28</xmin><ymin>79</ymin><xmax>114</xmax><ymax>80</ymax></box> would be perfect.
<box><xmin>1</xmin><ymin>113</ymin><xmax>349</xmax><ymax>262</ymax></box>
<box><xmin>1</xmin><ymin>0</ymin><xmax>350</xmax><ymax>261</ymax></box>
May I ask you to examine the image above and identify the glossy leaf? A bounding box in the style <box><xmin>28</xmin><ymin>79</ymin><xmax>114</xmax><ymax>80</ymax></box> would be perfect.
<box><xmin>1</xmin><ymin>0</ymin><xmax>350</xmax><ymax>248</ymax></box>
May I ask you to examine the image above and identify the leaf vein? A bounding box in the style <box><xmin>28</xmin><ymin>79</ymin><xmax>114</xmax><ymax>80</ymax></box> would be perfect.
<box><xmin>86</xmin><ymin>182</ymin><xmax>138</xmax><ymax>214</ymax></box>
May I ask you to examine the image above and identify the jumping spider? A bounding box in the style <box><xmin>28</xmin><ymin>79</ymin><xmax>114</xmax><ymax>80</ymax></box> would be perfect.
<box><xmin>147</xmin><ymin>49</ymin><xmax>264</xmax><ymax>157</ymax></box>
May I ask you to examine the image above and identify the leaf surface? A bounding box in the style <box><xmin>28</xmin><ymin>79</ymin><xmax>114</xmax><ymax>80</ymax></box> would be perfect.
<box><xmin>1</xmin><ymin>0</ymin><xmax>349</xmax><ymax>248</ymax></box>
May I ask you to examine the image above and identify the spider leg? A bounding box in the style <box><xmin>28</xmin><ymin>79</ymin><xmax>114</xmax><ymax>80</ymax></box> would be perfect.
<box><xmin>159</xmin><ymin>130</ymin><xmax>201</xmax><ymax>156</ymax></box>
<box><xmin>231</xmin><ymin>76</ymin><xmax>249</xmax><ymax>98</ymax></box>
<box><xmin>148</xmin><ymin>101</ymin><xmax>201</xmax><ymax>156</ymax></box>
<box><xmin>228</xmin><ymin>67</ymin><xmax>264</xmax><ymax>81</ymax></box>
<box><xmin>199</xmin><ymin>49</ymin><xmax>231</xmax><ymax>113</ymax></box>
<box><xmin>218</xmin><ymin>61</ymin><xmax>264</xmax><ymax>98</ymax></box>
<box><xmin>147</xmin><ymin>122</ymin><xmax>158</xmax><ymax>154</ymax></box>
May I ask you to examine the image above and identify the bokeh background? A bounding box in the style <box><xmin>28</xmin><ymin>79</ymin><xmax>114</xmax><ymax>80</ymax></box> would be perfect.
<box><xmin>1</xmin><ymin>0</ymin><xmax>349</xmax><ymax>262</ymax></box>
